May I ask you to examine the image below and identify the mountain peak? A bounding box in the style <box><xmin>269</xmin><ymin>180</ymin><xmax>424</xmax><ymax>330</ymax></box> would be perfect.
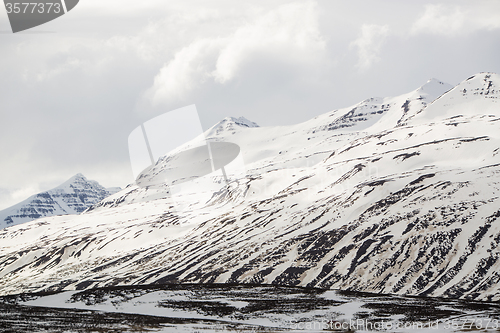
<box><xmin>222</xmin><ymin>116</ymin><xmax>259</xmax><ymax>128</ymax></box>
<box><xmin>415</xmin><ymin>78</ymin><xmax>454</xmax><ymax>103</ymax></box>
<box><xmin>69</xmin><ymin>173</ymin><xmax>86</xmax><ymax>182</ymax></box>
<box><xmin>310</xmin><ymin>77</ymin><xmax>454</xmax><ymax>133</ymax></box>
<box><xmin>0</xmin><ymin>174</ymin><xmax>119</xmax><ymax>229</ymax></box>
<box><xmin>425</xmin><ymin>77</ymin><xmax>446</xmax><ymax>85</ymax></box>
<box><xmin>60</xmin><ymin>173</ymin><xmax>92</xmax><ymax>189</ymax></box>
<box><xmin>206</xmin><ymin>116</ymin><xmax>259</xmax><ymax>137</ymax></box>
<box><xmin>406</xmin><ymin>72</ymin><xmax>500</xmax><ymax>125</ymax></box>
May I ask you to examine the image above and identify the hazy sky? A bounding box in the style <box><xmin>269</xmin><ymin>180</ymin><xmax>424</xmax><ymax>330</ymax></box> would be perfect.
<box><xmin>1</xmin><ymin>0</ymin><xmax>500</xmax><ymax>209</ymax></box>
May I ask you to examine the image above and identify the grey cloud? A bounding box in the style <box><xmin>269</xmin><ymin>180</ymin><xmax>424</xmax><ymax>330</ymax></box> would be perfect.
<box><xmin>1</xmin><ymin>0</ymin><xmax>500</xmax><ymax>208</ymax></box>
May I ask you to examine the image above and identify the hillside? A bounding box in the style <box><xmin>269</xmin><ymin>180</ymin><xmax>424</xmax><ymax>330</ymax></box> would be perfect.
<box><xmin>0</xmin><ymin>73</ymin><xmax>499</xmax><ymax>302</ymax></box>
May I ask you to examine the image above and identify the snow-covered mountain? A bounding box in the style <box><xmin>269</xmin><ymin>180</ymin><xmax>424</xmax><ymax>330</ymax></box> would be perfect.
<box><xmin>0</xmin><ymin>174</ymin><xmax>120</xmax><ymax>229</ymax></box>
<box><xmin>206</xmin><ymin>116</ymin><xmax>259</xmax><ymax>137</ymax></box>
<box><xmin>1</xmin><ymin>73</ymin><xmax>499</xmax><ymax>302</ymax></box>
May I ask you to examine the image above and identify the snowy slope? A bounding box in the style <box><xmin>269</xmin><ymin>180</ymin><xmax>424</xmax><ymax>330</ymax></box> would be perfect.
<box><xmin>407</xmin><ymin>73</ymin><xmax>499</xmax><ymax>125</ymax></box>
<box><xmin>0</xmin><ymin>174</ymin><xmax>119</xmax><ymax>229</ymax></box>
<box><xmin>205</xmin><ymin>116</ymin><xmax>259</xmax><ymax>137</ymax></box>
<box><xmin>209</xmin><ymin>78</ymin><xmax>452</xmax><ymax>172</ymax></box>
<box><xmin>0</xmin><ymin>73</ymin><xmax>499</xmax><ymax>302</ymax></box>
<box><xmin>307</xmin><ymin>78</ymin><xmax>452</xmax><ymax>134</ymax></box>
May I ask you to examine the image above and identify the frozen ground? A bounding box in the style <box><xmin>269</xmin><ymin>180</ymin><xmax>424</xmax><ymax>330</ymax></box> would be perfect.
<box><xmin>0</xmin><ymin>284</ymin><xmax>499</xmax><ymax>332</ymax></box>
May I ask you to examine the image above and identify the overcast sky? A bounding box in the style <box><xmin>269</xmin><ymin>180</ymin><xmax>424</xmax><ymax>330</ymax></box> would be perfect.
<box><xmin>1</xmin><ymin>0</ymin><xmax>500</xmax><ymax>210</ymax></box>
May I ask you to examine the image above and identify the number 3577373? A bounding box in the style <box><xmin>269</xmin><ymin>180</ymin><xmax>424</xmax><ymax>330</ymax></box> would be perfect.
<box><xmin>5</xmin><ymin>2</ymin><xmax>61</xmax><ymax>14</ymax></box>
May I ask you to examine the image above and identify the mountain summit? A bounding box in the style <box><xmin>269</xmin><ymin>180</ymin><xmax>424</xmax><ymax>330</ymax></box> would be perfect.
<box><xmin>407</xmin><ymin>72</ymin><xmax>500</xmax><ymax>125</ymax></box>
<box><xmin>0</xmin><ymin>174</ymin><xmax>119</xmax><ymax>229</ymax></box>
<box><xmin>205</xmin><ymin>116</ymin><xmax>259</xmax><ymax>137</ymax></box>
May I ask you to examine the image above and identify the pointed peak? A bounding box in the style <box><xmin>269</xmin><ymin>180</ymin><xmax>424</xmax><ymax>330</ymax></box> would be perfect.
<box><xmin>206</xmin><ymin>116</ymin><xmax>259</xmax><ymax>137</ymax></box>
<box><xmin>67</xmin><ymin>173</ymin><xmax>87</xmax><ymax>182</ymax></box>
<box><xmin>418</xmin><ymin>78</ymin><xmax>453</xmax><ymax>92</ymax></box>
<box><xmin>0</xmin><ymin>173</ymin><xmax>116</xmax><ymax>228</ymax></box>
<box><xmin>415</xmin><ymin>78</ymin><xmax>453</xmax><ymax>104</ymax></box>
<box><xmin>426</xmin><ymin>78</ymin><xmax>446</xmax><ymax>84</ymax></box>
<box><xmin>58</xmin><ymin>173</ymin><xmax>90</xmax><ymax>188</ymax></box>
<box><xmin>233</xmin><ymin>116</ymin><xmax>259</xmax><ymax>128</ymax></box>
<box><xmin>405</xmin><ymin>72</ymin><xmax>500</xmax><ymax>126</ymax></box>
<box><xmin>219</xmin><ymin>116</ymin><xmax>259</xmax><ymax>128</ymax></box>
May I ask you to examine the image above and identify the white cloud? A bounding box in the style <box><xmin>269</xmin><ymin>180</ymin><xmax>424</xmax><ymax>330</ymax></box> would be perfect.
<box><xmin>350</xmin><ymin>24</ymin><xmax>389</xmax><ymax>71</ymax></box>
<box><xmin>148</xmin><ymin>1</ymin><xmax>326</xmax><ymax>104</ymax></box>
<box><xmin>0</xmin><ymin>185</ymin><xmax>40</xmax><ymax>211</ymax></box>
<box><xmin>35</xmin><ymin>56</ymin><xmax>84</xmax><ymax>82</ymax></box>
<box><xmin>212</xmin><ymin>1</ymin><xmax>325</xmax><ymax>83</ymax></box>
<box><xmin>2</xmin><ymin>0</ymin><xmax>500</xmax><ymax>204</ymax></box>
<box><xmin>411</xmin><ymin>3</ymin><xmax>500</xmax><ymax>36</ymax></box>
<box><xmin>149</xmin><ymin>39</ymin><xmax>222</xmax><ymax>101</ymax></box>
<box><xmin>411</xmin><ymin>4</ymin><xmax>465</xmax><ymax>36</ymax></box>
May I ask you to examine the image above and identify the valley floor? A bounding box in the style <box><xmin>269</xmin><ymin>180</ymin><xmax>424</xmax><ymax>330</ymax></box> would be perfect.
<box><xmin>0</xmin><ymin>284</ymin><xmax>499</xmax><ymax>332</ymax></box>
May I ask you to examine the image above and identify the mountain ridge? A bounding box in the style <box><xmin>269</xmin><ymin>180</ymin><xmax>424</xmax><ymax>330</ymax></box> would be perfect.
<box><xmin>0</xmin><ymin>73</ymin><xmax>499</xmax><ymax>302</ymax></box>
<box><xmin>406</xmin><ymin>72</ymin><xmax>500</xmax><ymax>126</ymax></box>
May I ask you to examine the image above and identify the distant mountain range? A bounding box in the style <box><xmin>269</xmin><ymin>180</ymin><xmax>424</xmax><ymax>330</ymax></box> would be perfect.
<box><xmin>0</xmin><ymin>73</ymin><xmax>499</xmax><ymax>303</ymax></box>
<box><xmin>0</xmin><ymin>174</ymin><xmax>120</xmax><ymax>229</ymax></box>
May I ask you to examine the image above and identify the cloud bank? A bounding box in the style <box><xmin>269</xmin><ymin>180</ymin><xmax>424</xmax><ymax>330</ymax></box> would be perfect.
<box><xmin>1</xmin><ymin>0</ymin><xmax>500</xmax><ymax>209</ymax></box>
